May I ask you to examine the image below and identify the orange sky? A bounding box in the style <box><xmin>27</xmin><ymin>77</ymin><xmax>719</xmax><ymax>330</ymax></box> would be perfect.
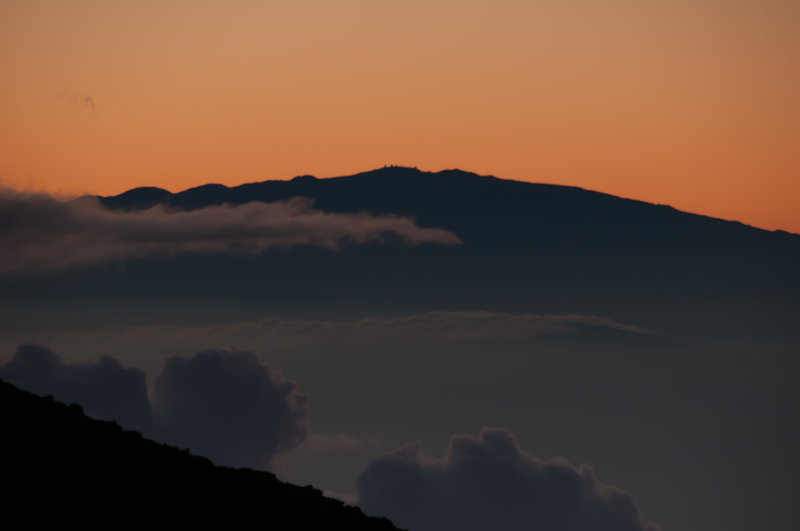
<box><xmin>1</xmin><ymin>1</ymin><xmax>798</xmax><ymax>232</ymax></box>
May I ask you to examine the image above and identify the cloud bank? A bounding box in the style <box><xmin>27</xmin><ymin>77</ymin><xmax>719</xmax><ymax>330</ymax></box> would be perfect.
<box><xmin>2</xmin><ymin>344</ymin><xmax>661</xmax><ymax>530</ymax></box>
<box><xmin>0</xmin><ymin>344</ymin><xmax>152</xmax><ymax>433</ymax></box>
<box><xmin>357</xmin><ymin>428</ymin><xmax>659</xmax><ymax>531</ymax></box>
<box><xmin>0</xmin><ymin>189</ymin><xmax>461</xmax><ymax>274</ymax></box>
<box><xmin>0</xmin><ymin>345</ymin><xmax>308</xmax><ymax>470</ymax></box>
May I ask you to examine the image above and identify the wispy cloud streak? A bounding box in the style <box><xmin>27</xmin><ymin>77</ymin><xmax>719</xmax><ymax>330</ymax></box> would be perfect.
<box><xmin>58</xmin><ymin>90</ymin><xmax>95</xmax><ymax>111</ymax></box>
<box><xmin>0</xmin><ymin>189</ymin><xmax>461</xmax><ymax>274</ymax></box>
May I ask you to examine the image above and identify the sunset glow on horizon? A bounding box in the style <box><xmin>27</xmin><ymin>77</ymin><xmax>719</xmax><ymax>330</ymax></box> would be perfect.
<box><xmin>2</xmin><ymin>1</ymin><xmax>798</xmax><ymax>232</ymax></box>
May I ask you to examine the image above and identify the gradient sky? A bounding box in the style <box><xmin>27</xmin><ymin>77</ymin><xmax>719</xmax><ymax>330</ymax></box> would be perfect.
<box><xmin>2</xmin><ymin>1</ymin><xmax>798</xmax><ymax>232</ymax></box>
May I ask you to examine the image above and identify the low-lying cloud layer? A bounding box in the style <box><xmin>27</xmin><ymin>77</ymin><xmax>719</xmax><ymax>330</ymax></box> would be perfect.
<box><xmin>0</xmin><ymin>189</ymin><xmax>461</xmax><ymax>274</ymax></box>
<box><xmin>357</xmin><ymin>428</ymin><xmax>659</xmax><ymax>531</ymax></box>
<box><xmin>0</xmin><ymin>345</ymin><xmax>307</xmax><ymax>470</ymax></box>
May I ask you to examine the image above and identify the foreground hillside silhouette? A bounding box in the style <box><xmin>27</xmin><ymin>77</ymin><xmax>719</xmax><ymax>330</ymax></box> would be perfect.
<box><xmin>0</xmin><ymin>378</ymin><xmax>401</xmax><ymax>530</ymax></box>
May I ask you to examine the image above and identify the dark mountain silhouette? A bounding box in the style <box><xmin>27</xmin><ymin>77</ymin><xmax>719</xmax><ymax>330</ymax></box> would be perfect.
<box><xmin>0</xmin><ymin>378</ymin><xmax>401</xmax><ymax>530</ymax></box>
<box><xmin>4</xmin><ymin>166</ymin><xmax>798</xmax><ymax>339</ymax></box>
<box><xmin>101</xmin><ymin>185</ymin><xmax>172</xmax><ymax>210</ymax></box>
<box><xmin>98</xmin><ymin>167</ymin><xmax>796</xmax><ymax>246</ymax></box>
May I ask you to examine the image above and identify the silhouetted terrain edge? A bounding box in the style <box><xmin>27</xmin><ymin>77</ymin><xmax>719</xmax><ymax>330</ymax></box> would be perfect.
<box><xmin>93</xmin><ymin>166</ymin><xmax>800</xmax><ymax>331</ymax></box>
<box><xmin>4</xmin><ymin>166</ymin><xmax>798</xmax><ymax>341</ymax></box>
<box><xmin>0</xmin><ymin>378</ymin><xmax>402</xmax><ymax>531</ymax></box>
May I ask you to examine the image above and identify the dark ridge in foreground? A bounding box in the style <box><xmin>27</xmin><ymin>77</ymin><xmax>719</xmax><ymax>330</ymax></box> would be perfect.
<box><xmin>0</xmin><ymin>379</ymin><xmax>401</xmax><ymax>531</ymax></box>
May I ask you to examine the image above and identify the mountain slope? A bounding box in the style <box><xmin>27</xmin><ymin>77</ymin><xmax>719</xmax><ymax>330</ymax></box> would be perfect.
<box><xmin>93</xmin><ymin>167</ymin><xmax>799</xmax><ymax>326</ymax></box>
<box><xmin>0</xmin><ymin>378</ymin><xmax>401</xmax><ymax>530</ymax></box>
<box><xmin>98</xmin><ymin>166</ymin><xmax>798</xmax><ymax>265</ymax></box>
<box><xmin>3</xmin><ymin>167</ymin><xmax>797</xmax><ymax>339</ymax></box>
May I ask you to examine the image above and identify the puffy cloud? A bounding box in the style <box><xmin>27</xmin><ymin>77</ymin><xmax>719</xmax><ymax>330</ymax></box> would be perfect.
<box><xmin>0</xmin><ymin>188</ymin><xmax>461</xmax><ymax>274</ymax></box>
<box><xmin>152</xmin><ymin>349</ymin><xmax>308</xmax><ymax>470</ymax></box>
<box><xmin>0</xmin><ymin>344</ymin><xmax>152</xmax><ymax>433</ymax></box>
<box><xmin>1</xmin><ymin>345</ymin><xmax>309</xmax><ymax>471</ymax></box>
<box><xmin>357</xmin><ymin>428</ymin><xmax>659</xmax><ymax>531</ymax></box>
